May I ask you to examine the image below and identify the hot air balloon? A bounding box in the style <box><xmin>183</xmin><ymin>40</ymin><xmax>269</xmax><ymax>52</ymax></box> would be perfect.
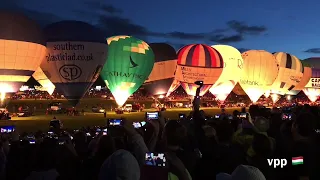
<box><xmin>175</xmin><ymin>44</ymin><xmax>223</xmax><ymax>96</ymax></box>
<box><xmin>286</xmin><ymin>66</ymin><xmax>312</xmax><ymax>95</ymax></box>
<box><xmin>101</xmin><ymin>36</ymin><xmax>154</xmax><ymax>107</ymax></box>
<box><xmin>41</xmin><ymin>21</ymin><xmax>108</xmax><ymax>107</ymax></box>
<box><xmin>303</xmin><ymin>68</ymin><xmax>320</xmax><ymax>102</ymax></box>
<box><xmin>268</xmin><ymin>52</ymin><xmax>303</xmax><ymax>98</ymax></box>
<box><xmin>32</xmin><ymin>67</ymin><xmax>55</xmax><ymax>95</ymax></box>
<box><xmin>303</xmin><ymin>57</ymin><xmax>320</xmax><ymax>68</ymax></box>
<box><xmin>0</xmin><ymin>12</ymin><xmax>46</xmax><ymax>100</ymax></box>
<box><xmin>209</xmin><ymin>45</ymin><xmax>243</xmax><ymax>102</ymax></box>
<box><xmin>240</xmin><ymin>50</ymin><xmax>279</xmax><ymax>103</ymax></box>
<box><xmin>144</xmin><ymin>43</ymin><xmax>177</xmax><ymax>98</ymax></box>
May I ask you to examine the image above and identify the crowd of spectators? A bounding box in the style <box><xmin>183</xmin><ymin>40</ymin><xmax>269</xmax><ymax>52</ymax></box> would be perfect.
<box><xmin>0</xmin><ymin>103</ymin><xmax>319</xmax><ymax>180</ymax></box>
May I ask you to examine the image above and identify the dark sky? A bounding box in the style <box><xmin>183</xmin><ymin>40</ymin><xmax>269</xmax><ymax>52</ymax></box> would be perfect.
<box><xmin>3</xmin><ymin>0</ymin><xmax>320</xmax><ymax>59</ymax></box>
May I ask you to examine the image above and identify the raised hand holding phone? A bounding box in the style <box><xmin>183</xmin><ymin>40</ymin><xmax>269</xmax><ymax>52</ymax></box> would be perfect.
<box><xmin>122</xmin><ymin>118</ymin><xmax>137</xmax><ymax>136</ymax></box>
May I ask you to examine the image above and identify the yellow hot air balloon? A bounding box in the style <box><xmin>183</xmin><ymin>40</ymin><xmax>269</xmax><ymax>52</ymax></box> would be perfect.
<box><xmin>268</xmin><ymin>52</ymin><xmax>303</xmax><ymax>98</ymax></box>
<box><xmin>32</xmin><ymin>67</ymin><xmax>55</xmax><ymax>95</ymax></box>
<box><xmin>239</xmin><ymin>50</ymin><xmax>279</xmax><ymax>103</ymax></box>
<box><xmin>303</xmin><ymin>68</ymin><xmax>320</xmax><ymax>102</ymax></box>
<box><xmin>0</xmin><ymin>12</ymin><xmax>46</xmax><ymax>101</ymax></box>
<box><xmin>209</xmin><ymin>45</ymin><xmax>243</xmax><ymax>102</ymax></box>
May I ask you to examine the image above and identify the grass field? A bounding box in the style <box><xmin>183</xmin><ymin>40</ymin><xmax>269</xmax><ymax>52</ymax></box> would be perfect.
<box><xmin>0</xmin><ymin>98</ymin><xmax>242</xmax><ymax>132</ymax></box>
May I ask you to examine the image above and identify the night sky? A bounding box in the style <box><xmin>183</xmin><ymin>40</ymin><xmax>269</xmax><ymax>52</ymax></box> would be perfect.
<box><xmin>2</xmin><ymin>0</ymin><xmax>320</xmax><ymax>86</ymax></box>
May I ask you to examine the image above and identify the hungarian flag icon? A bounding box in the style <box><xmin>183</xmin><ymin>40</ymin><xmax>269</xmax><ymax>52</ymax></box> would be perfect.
<box><xmin>292</xmin><ymin>156</ymin><xmax>303</xmax><ymax>165</ymax></box>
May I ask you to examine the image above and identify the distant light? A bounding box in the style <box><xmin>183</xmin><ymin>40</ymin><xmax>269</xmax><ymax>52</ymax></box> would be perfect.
<box><xmin>20</xmin><ymin>85</ymin><xmax>29</xmax><ymax>91</ymax></box>
<box><xmin>271</xmin><ymin>94</ymin><xmax>280</xmax><ymax>103</ymax></box>
<box><xmin>95</xmin><ymin>86</ymin><xmax>101</xmax><ymax>91</ymax></box>
<box><xmin>158</xmin><ymin>95</ymin><xmax>164</xmax><ymax>99</ymax></box>
<box><xmin>287</xmin><ymin>95</ymin><xmax>291</xmax><ymax>101</ymax></box>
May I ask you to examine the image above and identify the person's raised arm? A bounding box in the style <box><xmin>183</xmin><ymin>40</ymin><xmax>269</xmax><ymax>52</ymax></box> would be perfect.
<box><xmin>123</xmin><ymin>119</ymin><xmax>148</xmax><ymax>166</ymax></box>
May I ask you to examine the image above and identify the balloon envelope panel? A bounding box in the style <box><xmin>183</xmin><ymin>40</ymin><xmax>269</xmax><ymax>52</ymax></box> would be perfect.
<box><xmin>270</xmin><ymin>52</ymin><xmax>303</xmax><ymax>95</ymax></box>
<box><xmin>232</xmin><ymin>83</ymin><xmax>247</xmax><ymax>95</ymax></box>
<box><xmin>175</xmin><ymin>44</ymin><xmax>223</xmax><ymax>84</ymax></box>
<box><xmin>101</xmin><ymin>36</ymin><xmax>154</xmax><ymax>106</ymax></box>
<box><xmin>240</xmin><ymin>50</ymin><xmax>279</xmax><ymax>102</ymax></box>
<box><xmin>180</xmin><ymin>82</ymin><xmax>211</xmax><ymax>96</ymax></box>
<box><xmin>32</xmin><ymin>67</ymin><xmax>55</xmax><ymax>95</ymax></box>
<box><xmin>287</xmin><ymin>67</ymin><xmax>312</xmax><ymax>95</ymax></box>
<box><xmin>166</xmin><ymin>79</ymin><xmax>180</xmax><ymax>97</ymax></box>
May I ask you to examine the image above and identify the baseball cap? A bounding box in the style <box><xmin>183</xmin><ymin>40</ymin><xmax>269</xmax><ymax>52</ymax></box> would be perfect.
<box><xmin>216</xmin><ymin>165</ymin><xmax>266</xmax><ymax>180</ymax></box>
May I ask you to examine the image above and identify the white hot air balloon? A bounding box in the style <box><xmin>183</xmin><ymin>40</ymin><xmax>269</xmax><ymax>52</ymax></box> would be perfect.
<box><xmin>209</xmin><ymin>45</ymin><xmax>243</xmax><ymax>102</ymax></box>
<box><xmin>303</xmin><ymin>68</ymin><xmax>320</xmax><ymax>102</ymax></box>
<box><xmin>268</xmin><ymin>52</ymin><xmax>303</xmax><ymax>101</ymax></box>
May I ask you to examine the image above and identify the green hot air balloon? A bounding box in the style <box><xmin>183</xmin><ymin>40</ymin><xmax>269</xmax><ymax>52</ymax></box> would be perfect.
<box><xmin>101</xmin><ymin>35</ymin><xmax>154</xmax><ymax>106</ymax></box>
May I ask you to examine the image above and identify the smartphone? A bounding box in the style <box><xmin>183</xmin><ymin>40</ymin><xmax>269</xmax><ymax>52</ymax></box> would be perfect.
<box><xmin>109</xmin><ymin>119</ymin><xmax>122</xmax><ymax>126</ymax></box>
<box><xmin>86</xmin><ymin>132</ymin><xmax>91</xmax><ymax>136</ymax></box>
<box><xmin>133</xmin><ymin>122</ymin><xmax>142</xmax><ymax>128</ymax></box>
<box><xmin>29</xmin><ymin>140</ymin><xmax>36</xmax><ymax>144</ymax></box>
<box><xmin>239</xmin><ymin>113</ymin><xmax>247</xmax><ymax>119</ymax></box>
<box><xmin>0</xmin><ymin>126</ymin><xmax>15</xmax><ymax>133</ymax></box>
<box><xmin>58</xmin><ymin>141</ymin><xmax>65</xmax><ymax>145</ymax></box>
<box><xmin>215</xmin><ymin>114</ymin><xmax>220</xmax><ymax>119</ymax></box>
<box><xmin>141</xmin><ymin>121</ymin><xmax>146</xmax><ymax>126</ymax></box>
<box><xmin>146</xmin><ymin>112</ymin><xmax>159</xmax><ymax>120</ymax></box>
<box><xmin>145</xmin><ymin>152</ymin><xmax>166</xmax><ymax>167</ymax></box>
<box><xmin>228</xmin><ymin>116</ymin><xmax>233</xmax><ymax>120</ymax></box>
<box><xmin>179</xmin><ymin>113</ymin><xmax>186</xmax><ymax>119</ymax></box>
<box><xmin>282</xmin><ymin>113</ymin><xmax>292</xmax><ymax>120</ymax></box>
<box><xmin>48</xmin><ymin>131</ymin><xmax>54</xmax><ymax>135</ymax></box>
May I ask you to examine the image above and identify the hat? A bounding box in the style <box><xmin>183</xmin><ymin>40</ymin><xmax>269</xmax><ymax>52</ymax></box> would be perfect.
<box><xmin>253</xmin><ymin>116</ymin><xmax>269</xmax><ymax>132</ymax></box>
<box><xmin>216</xmin><ymin>165</ymin><xmax>266</xmax><ymax>180</ymax></box>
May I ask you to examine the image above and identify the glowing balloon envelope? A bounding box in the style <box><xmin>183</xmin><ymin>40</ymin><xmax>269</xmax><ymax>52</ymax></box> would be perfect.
<box><xmin>144</xmin><ymin>43</ymin><xmax>177</xmax><ymax>97</ymax></box>
<box><xmin>232</xmin><ymin>83</ymin><xmax>247</xmax><ymax>95</ymax></box>
<box><xmin>175</xmin><ymin>44</ymin><xmax>223</xmax><ymax>96</ymax></box>
<box><xmin>286</xmin><ymin>66</ymin><xmax>312</xmax><ymax>95</ymax></box>
<box><xmin>303</xmin><ymin>68</ymin><xmax>320</xmax><ymax>102</ymax></box>
<box><xmin>240</xmin><ymin>50</ymin><xmax>279</xmax><ymax>102</ymax></box>
<box><xmin>269</xmin><ymin>52</ymin><xmax>303</xmax><ymax>95</ymax></box>
<box><xmin>209</xmin><ymin>45</ymin><xmax>243</xmax><ymax>101</ymax></box>
<box><xmin>41</xmin><ymin>21</ymin><xmax>108</xmax><ymax>106</ymax></box>
<box><xmin>101</xmin><ymin>36</ymin><xmax>154</xmax><ymax>106</ymax></box>
<box><xmin>0</xmin><ymin>12</ymin><xmax>46</xmax><ymax>95</ymax></box>
<box><xmin>166</xmin><ymin>79</ymin><xmax>180</xmax><ymax>97</ymax></box>
<box><xmin>32</xmin><ymin>67</ymin><xmax>55</xmax><ymax>95</ymax></box>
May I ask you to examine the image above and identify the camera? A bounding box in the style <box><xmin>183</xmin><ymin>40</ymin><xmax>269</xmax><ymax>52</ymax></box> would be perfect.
<box><xmin>195</xmin><ymin>81</ymin><xmax>203</xmax><ymax>87</ymax></box>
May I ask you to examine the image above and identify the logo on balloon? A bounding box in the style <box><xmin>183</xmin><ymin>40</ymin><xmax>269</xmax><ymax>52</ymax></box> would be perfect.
<box><xmin>290</xmin><ymin>76</ymin><xmax>301</xmax><ymax>83</ymax></box>
<box><xmin>129</xmin><ymin>56</ymin><xmax>138</xmax><ymax>68</ymax></box>
<box><xmin>59</xmin><ymin>64</ymin><xmax>82</xmax><ymax>81</ymax></box>
<box><xmin>237</xmin><ymin>59</ymin><xmax>243</xmax><ymax>69</ymax></box>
